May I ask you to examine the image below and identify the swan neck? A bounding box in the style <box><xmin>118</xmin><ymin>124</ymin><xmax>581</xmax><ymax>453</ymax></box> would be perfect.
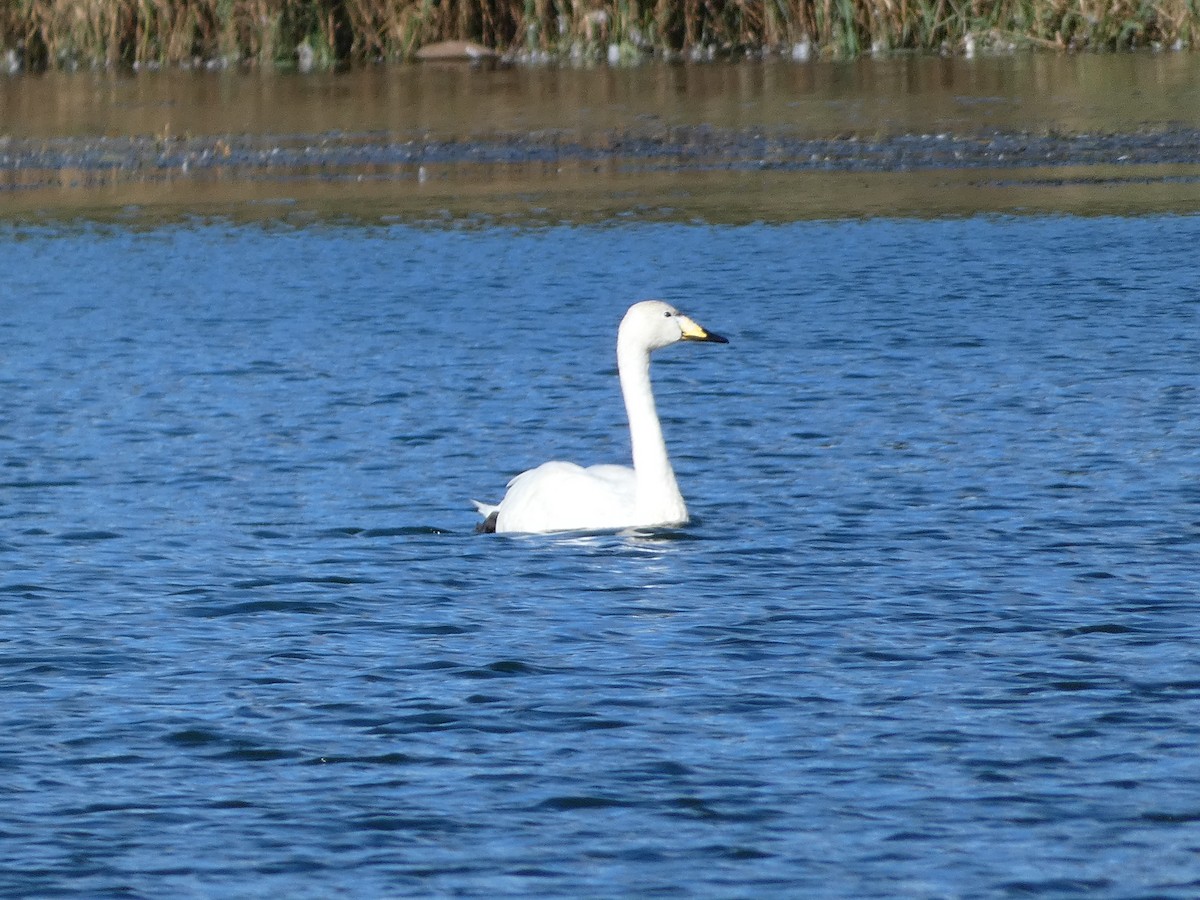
<box><xmin>617</xmin><ymin>338</ymin><xmax>685</xmax><ymax>520</ymax></box>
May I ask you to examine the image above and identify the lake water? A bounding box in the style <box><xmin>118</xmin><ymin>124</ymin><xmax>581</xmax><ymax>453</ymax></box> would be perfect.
<box><xmin>4</xmin><ymin>216</ymin><xmax>1200</xmax><ymax>898</ymax></box>
<box><xmin>3</xmin><ymin>57</ymin><xmax>1200</xmax><ymax>899</ymax></box>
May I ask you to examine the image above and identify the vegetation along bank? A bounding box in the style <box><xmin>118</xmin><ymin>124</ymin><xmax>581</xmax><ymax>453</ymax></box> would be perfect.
<box><xmin>0</xmin><ymin>0</ymin><xmax>1195</xmax><ymax>73</ymax></box>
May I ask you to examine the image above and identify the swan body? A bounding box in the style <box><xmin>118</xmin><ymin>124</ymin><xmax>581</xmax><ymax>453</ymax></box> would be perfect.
<box><xmin>474</xmin><ymin>300</ymin><xmax>728</xmax><ymax>534</ymax></box>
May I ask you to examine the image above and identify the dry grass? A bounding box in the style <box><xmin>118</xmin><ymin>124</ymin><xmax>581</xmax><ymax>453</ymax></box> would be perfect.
<box><xmin>0</xmin><ymin>0</ymin><xmax>1193</xmax><ymax>70</ymax></box>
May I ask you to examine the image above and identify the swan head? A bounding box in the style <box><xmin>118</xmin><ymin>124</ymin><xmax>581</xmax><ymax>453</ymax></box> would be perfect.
<box><xmin>619</xmin><ymin>300</ymin><xmax>729</xmax><ymax>353</ymax></box>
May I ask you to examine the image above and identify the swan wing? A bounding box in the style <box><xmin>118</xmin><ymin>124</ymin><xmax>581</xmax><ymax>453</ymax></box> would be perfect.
<box><xmin>583</xmin><ymin>464</ymin><xmax>638</xmax><ymax>492</ymax></box>
<box><xmin>494</xmin><ymin>461</ymin><xmax>637</xmax><ymax>533</ymax></box>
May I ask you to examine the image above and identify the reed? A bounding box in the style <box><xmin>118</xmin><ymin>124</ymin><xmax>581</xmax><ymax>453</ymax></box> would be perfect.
<box><xmin>0</xmin><ymin>0</ymin><xmax>1193</xmax><ymax>71</ymax></box>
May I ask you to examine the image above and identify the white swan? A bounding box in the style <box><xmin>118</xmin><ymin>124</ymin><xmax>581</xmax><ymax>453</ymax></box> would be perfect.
<box><xmin>474</xmin><ymin>300</ymin><xmax>728</xmax><ymax>534</ymax></box>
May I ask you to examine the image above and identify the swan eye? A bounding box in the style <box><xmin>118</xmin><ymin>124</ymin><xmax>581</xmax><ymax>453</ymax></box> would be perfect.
<box><xmin>663</xmin><ymin>311</ymin><xmax>673</xmax><ymax>318</ymax></box>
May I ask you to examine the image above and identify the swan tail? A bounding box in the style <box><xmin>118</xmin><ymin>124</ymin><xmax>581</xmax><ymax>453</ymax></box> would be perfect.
<box><xmin>472</xmin><ymin>500</ymin><xmax>500</xmax><ymax>534</ymax></box>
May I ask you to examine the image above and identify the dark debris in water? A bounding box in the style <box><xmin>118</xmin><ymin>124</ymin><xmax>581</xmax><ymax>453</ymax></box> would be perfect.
<box><xmin>57</xmin><ymin>530</ymin><xmax>122</xmax><ymax>542</ymax></box>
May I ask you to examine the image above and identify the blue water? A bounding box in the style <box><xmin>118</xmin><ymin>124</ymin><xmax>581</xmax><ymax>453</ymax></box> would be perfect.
<box><xmin>2</xmin><ymin>216</ymin><xmax>1199</xmax><ymax>898</ymax></box>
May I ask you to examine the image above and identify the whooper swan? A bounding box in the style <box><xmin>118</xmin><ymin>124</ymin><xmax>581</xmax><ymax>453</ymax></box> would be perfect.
<box><xmin>474</xmin><ymin>300</ymin><xmax>728</xmax><ymax>534</ymax></box>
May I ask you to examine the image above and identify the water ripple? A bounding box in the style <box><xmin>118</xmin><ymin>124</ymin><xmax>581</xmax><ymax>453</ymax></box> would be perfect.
<box><xmin>1</xmin><ymin>217</ymin><xmax>1199</xmax><ymax>898</ymax></box>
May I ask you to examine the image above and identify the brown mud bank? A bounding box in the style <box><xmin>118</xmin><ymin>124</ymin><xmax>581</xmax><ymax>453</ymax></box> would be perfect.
<box><xmin>1</xmin><ymin>57</ymin><xmax>1199</xmax><ymax>223</ymax></box>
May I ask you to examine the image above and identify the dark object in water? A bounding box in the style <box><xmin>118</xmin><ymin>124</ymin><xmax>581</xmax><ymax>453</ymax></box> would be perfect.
<box><xmin>476</xmin><ymin>510</ymin><xmax>499</xmax><ymax>534</ymax></box>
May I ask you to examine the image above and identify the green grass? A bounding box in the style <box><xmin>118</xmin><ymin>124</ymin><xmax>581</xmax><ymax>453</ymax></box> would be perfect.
<box><xmin>0</xmin><ymin>0</ymin><xmax>1193</xmax><ymax>71</ymax></box>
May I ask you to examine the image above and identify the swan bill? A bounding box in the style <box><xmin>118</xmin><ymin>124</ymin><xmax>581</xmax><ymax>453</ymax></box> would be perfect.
<box><xmin>678</xmin><ymin>315</ymin><xmax>729</xmax><ymax>344</ymax></box>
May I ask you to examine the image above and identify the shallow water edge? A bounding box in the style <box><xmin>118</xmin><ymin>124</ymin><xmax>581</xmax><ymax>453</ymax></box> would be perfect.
<box><xmin>2</xmin><ymin>56</ymin><xmax>1199</xmax><ymax>223</ymax></box>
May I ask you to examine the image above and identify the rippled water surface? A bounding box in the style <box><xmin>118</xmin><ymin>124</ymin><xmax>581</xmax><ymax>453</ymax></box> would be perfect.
<box><xmin>3</xmin><ymin>216</ymin><xmax>1200</xmax><ymax>897</ymax></box>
